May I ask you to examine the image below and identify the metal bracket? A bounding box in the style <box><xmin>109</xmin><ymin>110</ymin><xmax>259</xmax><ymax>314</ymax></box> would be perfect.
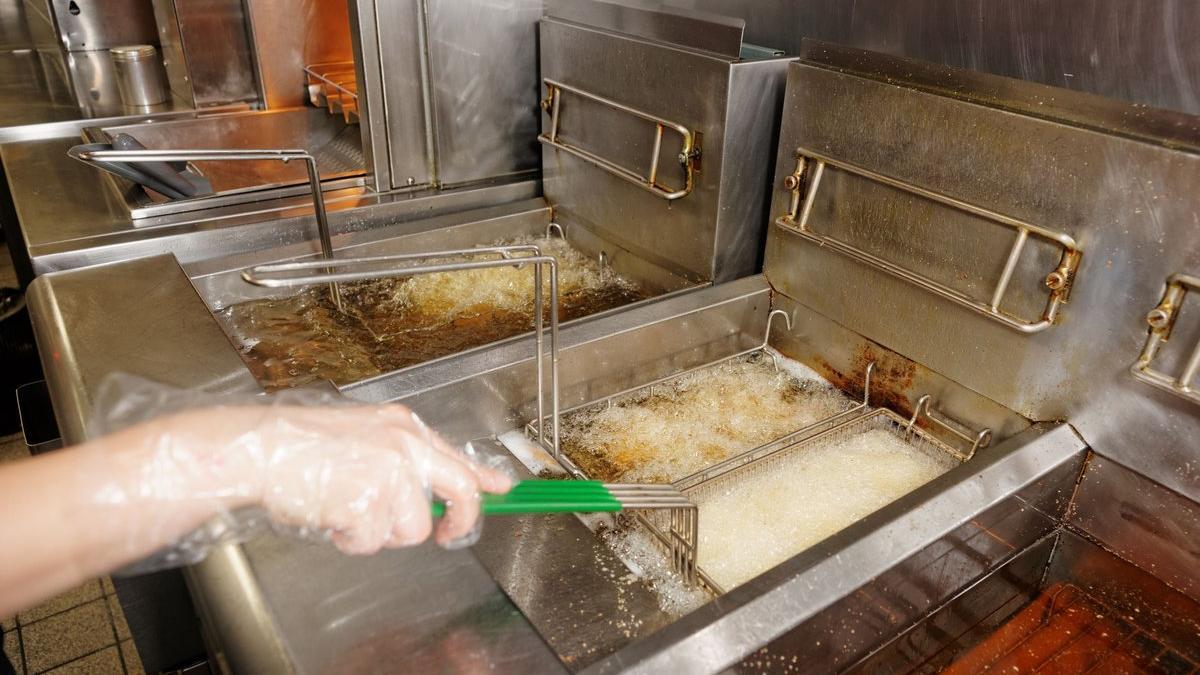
<box><xmin>776</xmin><ymin>150</ymin><xmax>1083</xmax><ymax>334</ymax></box>
<box><xmin>538</xmin><ymin>78</ymin><xmax>700</xmax><ymax>201</ymax></box>
<box><xmin>1131</xmin><ymin>273</ymin><xmax>1200</xmax><ymax>404</ymax></box>
<box><xmin>906</xmin><ymin>395</ymin><xmax>992</xmax><ymax>460</ymax></box>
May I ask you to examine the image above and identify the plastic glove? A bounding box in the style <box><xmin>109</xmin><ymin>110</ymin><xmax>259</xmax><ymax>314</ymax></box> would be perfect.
<box><xmin>88</xmin><ymin>374</ymin><xmax>512</xmax><ymax>566</ymax></box>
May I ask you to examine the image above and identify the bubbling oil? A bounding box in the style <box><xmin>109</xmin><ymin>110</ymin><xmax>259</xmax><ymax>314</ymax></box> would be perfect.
<box><xmin>694</xmin><ymin>428</ymin><xmax>957</xmax><ymax>590</ymax></box>
<box><xmin>218</xmin><ymin>236</ymin><xmax>649</xmax><ymax>390</ymax></box>
<box><xmin>560</xmin><ymin>354</ymin><xmax>857</xmax><ymax>483</ymax></box>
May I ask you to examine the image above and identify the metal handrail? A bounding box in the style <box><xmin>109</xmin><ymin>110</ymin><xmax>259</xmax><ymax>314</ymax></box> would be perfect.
<box><xmin>776</xmin><ymin>150</ymin><xmax>1083</xmax><ymax>334</ymax></box>
<box><xmin>75</xmin><ymin>148</ymin><xmax>343</xmax><ymax>310</ymax></box>
<box><xmin>538</xmin><ymin>78</ymin><xmax>700</xmax><ymax>201</ymax></box>
<box><xmin>242</xmin><ymin>246</ymin><xmax>563</xmax><ymax>457</ymax></box>
<box><xmin>1131</xmin><ymin>273</ymin><xmax>1200</xmax><ymax>405</ymax></box>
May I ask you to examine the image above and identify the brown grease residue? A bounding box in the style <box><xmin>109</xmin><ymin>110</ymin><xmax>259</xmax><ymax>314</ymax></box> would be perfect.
<box><xmin>813</xmin><ymin>343</ymin><xmax>917</xmax><ymax>420</ymax></box>
<box><xmin>942</xmin><ymin>583</ymin><xmax>1198</xmax><ymax>674</ymax></box>
<box><xmin>218</xmin><ymin>238</ymin><xmax>650</xmax><ymax>390</ymax></box>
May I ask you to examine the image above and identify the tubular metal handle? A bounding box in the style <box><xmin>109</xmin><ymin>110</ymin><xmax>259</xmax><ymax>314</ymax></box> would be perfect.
<box><xmin>538</xmin><ymin>78</ymin><xmax>700</xmax><ymax>201</ymax></box>
<box><xmin>776</xmin><ymin>150</ymin><xmax>1083</xmax><ymax>334</ymax></box>
<box><xmin>906</xmin><ymin>395</ymin><xmax>992</xmax><ymax>460</ymax></box>
<box><xmin>77</xmin><ymin>148</ymin><xmax>343</xmax><ymax>310</ymax></box>
<box><xmin>1131</xmin><ymin>273</ymin><xmax>1200</xmax><ymax>405</ymax></box>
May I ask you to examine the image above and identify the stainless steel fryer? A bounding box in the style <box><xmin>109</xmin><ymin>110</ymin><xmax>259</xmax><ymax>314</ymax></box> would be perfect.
<box><xmin>20</xmin><ymin>26</ymin><xmax>1200</xmax><ymax>675</ymax></box>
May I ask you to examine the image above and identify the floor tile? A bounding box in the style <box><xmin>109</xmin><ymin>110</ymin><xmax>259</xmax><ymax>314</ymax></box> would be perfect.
<box><xmin>119</xmin><ymin>641</ymin><xmax>143</xmax><ymax>675</ymax></box>
<box><xmin>1</xmin><ymin>616</ymin><xmax>14</xmax><ymax>631</ymax></box>
<box><xmin>104</xmin><ymin>596</ymin><xmax>129</xmax><ymax>641</ymax></box>
<box><xmin>17</xmin><ymin>582</ymin><xmax>103</xmax><ymax>626</ymax></box>
<box><xmin>20</xmin><ymin>601</ymin><xmax>115</xmax><ymax>673</ymax></box>
<box><xmin>99</xmin><ymin>579</ymin><xmax>114</xmax><ymax>597</ymax></box>
<box><xmin>2</xmin><ymin>627</ymin><xmax>23</xmax><ymax>675</ymax></box>
<box><xmin>42</xmin><ymin>646</ymin><xmax>122</xmax><ymax>675</ymax></box>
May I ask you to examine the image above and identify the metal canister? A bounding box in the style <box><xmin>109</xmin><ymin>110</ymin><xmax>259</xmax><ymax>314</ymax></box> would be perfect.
<box><xmin>110</xmin><ymin>44</ymin><xmax>168</xmax><ymax>107</ymax></box>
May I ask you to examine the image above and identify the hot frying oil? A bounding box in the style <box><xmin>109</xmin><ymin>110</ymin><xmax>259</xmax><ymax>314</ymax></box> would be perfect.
<box><xmin>217</xmin><ymin>236</ymin><xmax>649</xmax><ymax>389</ymax></box>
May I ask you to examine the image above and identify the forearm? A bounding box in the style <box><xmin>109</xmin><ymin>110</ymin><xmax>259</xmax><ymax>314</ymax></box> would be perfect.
<box><xmin>0</xmin><ymin>416</ymin><xmax>256</xmax><ymax>618</ymax></box>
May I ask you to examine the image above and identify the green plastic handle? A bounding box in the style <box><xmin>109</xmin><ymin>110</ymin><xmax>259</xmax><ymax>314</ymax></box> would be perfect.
<box><xmin>430</xmin><ymin>480</ymin><xmax>623</xmax><ymax>517</ymax></box>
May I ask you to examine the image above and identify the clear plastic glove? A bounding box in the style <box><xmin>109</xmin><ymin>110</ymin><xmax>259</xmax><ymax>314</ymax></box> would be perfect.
<box><xmin>88</xmin><ymin>374</ymin><xmax>513</xmax><ymax>569</ymax></box>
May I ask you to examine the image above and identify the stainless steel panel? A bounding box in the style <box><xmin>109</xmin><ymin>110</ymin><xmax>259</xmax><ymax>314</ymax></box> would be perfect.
<box><xmin>15</xmin><ymin>0</ymin><xmax>58</xmax><ymax>50</ymax></box>
<box><xmin>237</xmin><ymin>532</ymin><xmax>567</xmax><ymax>675</ymax></box>
<box><xmin>427</xmin><ymin>0</ymin><xmax>542</xmax><ymax>187</ymax></box>
<box><xmin>844</xmin><ymin>535</ymin><xmax>1057</xmax><ymax>674</ymax></box>
<box><xmin>367</xmin><ymin>0</ymin><xmax>432</xmax><ymax>190</ymax></box>
<box><xmin>244</xmin><ymin>0</ymin><xmax>352</xmax><ymax>110</ymax></box>
<box><xmin>764</xmin><ymin>52</ymin><xmax>1200</xmax><ymax>500</ymax></box>
<box><xmin>25</xmin><ymin>254</ymin><xmax>258</xmax><ymax>444</ymax></box>
<box><xmin>49</xmin><ymin>0</ymin><xmax>157</xmax><ymax>52</ymax></box>
<box><xmin>546</xmin><ymin>0</ymin><xmax>745</xmax><ymax>58</ymax></box>
<box><xmin>1069</xmin><ymin>455</ymin><xmax>1200</xmax><ymax>604</ymax></box>
<box><xmin>653</xmin><ymin>0</ymin><xmax>1200</xmax><ymax>116</ymax></box>
<box><xmin>150</xmin><ymin>0</ymin><xmax>192</xmax><ymax>106</ymax></box>
<box><xmin>541</xmin><ymin>18</ymin><xmax>787</xmax><ymax>283</ymax></box>
<box><xmin>151</xmin><ymin>0</ymin><xmax>258</xmax><ymax>107</ymax></box>
<box><xmin>769</xmin><ymin>293</ymin><xmax>1030</xmax><ymax>443</ymax></box>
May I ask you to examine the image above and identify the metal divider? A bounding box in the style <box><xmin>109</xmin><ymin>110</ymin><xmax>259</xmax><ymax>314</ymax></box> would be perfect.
<box><xmin>1132</xmin><ymin>273</ymin><xmax>1200</xmax><ymax>404</ymax></box>
<box><xmin>538</xmin><ymin>78</ymin><xmax>701</xmax><ymax>201</ymax></box>
<box><xmin>776</xmin><ymin>150</ymin><xmax>1083</xmax><ymax>334</ymax></box>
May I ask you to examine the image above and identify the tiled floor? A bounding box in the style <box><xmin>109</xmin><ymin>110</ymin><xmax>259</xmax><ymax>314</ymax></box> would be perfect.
<box><xmin>1</xmin><ymin>433</ymin><xmax>145</xmax><ymax>675</ymax></box>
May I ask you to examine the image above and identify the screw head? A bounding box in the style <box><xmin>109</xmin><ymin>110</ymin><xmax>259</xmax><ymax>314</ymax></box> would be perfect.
<box><xmin>1147</xmin><ymin>307</ymin><xmax>1172</xmax><ymax>329</ymax></box>
<box><xmin>783</xmin><ymin>175</ymin><xmax>801</xmax><ymax>191</ymax></box>
<box><xmin>1044</xmin><ymin>271</ymin><xmax>1067</xmax><ymax>290</ymax></box>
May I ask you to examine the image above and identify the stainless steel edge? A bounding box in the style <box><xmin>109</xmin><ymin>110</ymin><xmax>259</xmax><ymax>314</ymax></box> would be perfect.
<box><xmin>25</xmin><ymin>255</ymin><xmax>259</xmax><ymax>442</ymax></box>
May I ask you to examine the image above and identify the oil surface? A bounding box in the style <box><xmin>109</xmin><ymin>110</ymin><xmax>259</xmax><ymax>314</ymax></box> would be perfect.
<box><xmin>694</xmin><ymin>426</ymin><xmax>957</xmax><ymax>590</ymax></box>
<box><xmin>560</xmin><ymin>355</ymin><xmax>857</xmax><ymax>483</ymax></box>
<box><xmin>218</xmin><ymin>236</ymin><xmax>649</xmax><ymax>389</ymax></box>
